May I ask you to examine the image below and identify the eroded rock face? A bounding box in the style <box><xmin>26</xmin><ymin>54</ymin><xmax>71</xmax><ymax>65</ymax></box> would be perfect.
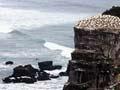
<box><xmin>74</xmin><ymin>28</ymin><xmax>120</xmax><ymax>64</ymax></box>
<box><xmin>64</xmin><ymin>7</ymin><xmax>120</xmax><ymax>90</ymax></box>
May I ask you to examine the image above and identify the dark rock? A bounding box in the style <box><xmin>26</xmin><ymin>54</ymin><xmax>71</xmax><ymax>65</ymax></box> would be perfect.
<box><xmin>12</xmin><ymin>64</ymin><xmax>39</xmax><ymax>78</ymax></box>
<box><xmin>59</xmin><ymin>72</ymin><xmax>68</xmax><ymax>76</ymax></box>
<box><xmin>51</xmin><ymin>65</ymin><xmax>62</xmax><ymax>70</ymax></box>
<box><xmin>3</xmin><ymin>76</ymin><xmax>13</xmax><ymax>83</ymax></box>
<box><xmin>63</xmin><ymin>83</ymin><xmax>89</xmax><ymax>90</ymax></box>
<box><xmin>20</xmin><ymin>76</ymin><xmax>36</xmax><ymax>84</ymax></box>
<box><xmin>38</xmin><ymin>61</ymin><xmax>53</xmax><ymax>70</ymax></box>
<box><xmin>38</xmin><ymin>61</ymin><xmax>62</xmax><ymax>71</ymax></box>
<box><xmin>37</xmin><ymin>71</ymin><xmax>50</xmax><ymax>81</ymax></box>
<box><xmin>3</xmin><ymin>76</ymin><xmax>36</xmax><ymax>84</ymax></box>
<box><xmin>102</xmin><ymin>6</ymin><xmax>120</xmax><ymax>18</ymax></box>
<box><xmin>66</xmin><ymin>61</ymin><xmax>70</xmax><ymax>75</ymax></box>
<box><xmin>12</xmin><ymin>65</ymin><xmax>25</xmax><ymax>77</ymax></box>
<box><xmin>5</xmin><ymin>61</ymin><xmax>14</xmax><ymax>65</ymax></box>
<box><xmin>24</xmin><ymin>64</ymin><xmax>39</xmax><ymax>77</ymax></box>
<box><xmin>59</xmin><ymin>63</ymin><xmax>69</xmax><ymax>76</ymax></box>
<box><xmin>3</xmin><ymin>62</ymin><xmax>62</xmax><ymax>83</ymax></box>
<box><xmin>3</xmin><ymin>64</ymin><xmax>39</xmax><ymax>83</ymax></box>
<box><xmin>50</xmin><ymin>75</ymin><xmax>59</xmax><ymax>78</ymax></box>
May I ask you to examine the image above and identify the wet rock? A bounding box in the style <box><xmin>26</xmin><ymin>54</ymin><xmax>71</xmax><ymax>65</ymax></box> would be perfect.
<box><xmin>3</xmin><ymin>64</ymin><xmax>39</xmax><ymax>83</ymax></box>
<box><xmin>50</xmin><ymin>75</ymin><xmax>59</xmax><ymax>78</ymax></box>
<box><xmin>3</xmin><ymin>62</ymin><xmax>62</xmax><ymax>83</ymax></box>
<box><xmin>59</xmin><ymin>63</ymin><xmax>70</xmax><ymax>76</ymax></box>
<box><xmin>20</xmin><ymin>76</ymin><xmax>36</xmax><ymax>84</ymax></box>
<box><xmin>51</xmin><ymin>65</ymin><xmax>62</xmax><ymax>70</ymax></box>
<box><xmin>38</xmin><ymin>61</ymin><xmax>53</xmax><ymax>70</ymax></box>
<box><xmin>37</xmin><ymin>71</ymin><xmax>50</xmax><ymax>81</ymax></box>
<box><xmin>3</xmin><ymin>76</ymin><xmax>13</xmax><ymax>83</ymax></box>
<box><xmin>59</xmin><ymin>72</ymin><xmax>68</xmax><ymax>76</ymax></box>
<box><xmin>12</xmin><ymin>64</ymin><xmax>39</xmax><ymax>78</ymax></box>
<box><xmin>38</xmin><ymin>61</ymin><xmax>62</xmax><ymax>71</ymax></box>
<box><xmin>3</xmin><ymin>76</ymin><xmax>36</xmax><ymax>84</ymax></box>
<box><xmin>5</xmin><ymin>61</ymin><xmax>14</xmax><ymax>65</ymax></box>
<box><xmin>63</xmin><ymin>83</ymin><xmax>89</xmax><ymax>90</ymax></box>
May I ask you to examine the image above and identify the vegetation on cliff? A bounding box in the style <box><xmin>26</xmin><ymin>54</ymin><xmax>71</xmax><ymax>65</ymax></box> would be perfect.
<box><xmin>102</xmin><ymin>6</ymin><xmax>120</xmax><ymax>18</ymax></box>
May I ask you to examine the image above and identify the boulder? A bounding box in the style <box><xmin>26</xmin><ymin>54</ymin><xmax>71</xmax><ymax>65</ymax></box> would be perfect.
<box><xmin>59</xmin><ymin>72</ymin><xmax>68</xmax><ymax>76</ymax></box>
<box><xmin>12</xmin><ymin>64</ymin><xmax>39</xmax><ymax>78</ymax></box>
<box><xmin>3</xmin><ymin>62</ymin><xmax>62</xmax><ymax>83</ymax></box>
<box><xmin>50</xmin><ymin>75</ymin><xmax>59</xmax><ymax>78</ymax></box>
<box><xmin>38</xmin><ymin>61</ymin><xmax>53</xmax><ymax>70</ymax></box>
<box><xmin>5</xmin><ymin>61</ymin><xmax>14</xmax><ymax>65</ymax></box>
<box><xmin>37</xmin><ymin>71</ymin><xmax>50</xmax><ymax>81</ymax></box>
<box><xmin>3</xmin><ymin>64</ymin><xmax>39</xmax><ymax>83</ymax></box>
<box><xmin>38</xmin><ymin>61</ymin><xmax>62</xmax><ymax>71</ymax></box>
<box><xmin>3</xmin><ymin>76</ymin><xmax>13</xmax><ymax>83</ymax></box>
<box><xmin>51</xmin><ymin>65</ymin><xmax>62</xmax><ymax>70</ymax></box>
<box><xmin>3</xmin><ymin>76</ymin><xmax>36</xmax><ymax>84</ymax></box>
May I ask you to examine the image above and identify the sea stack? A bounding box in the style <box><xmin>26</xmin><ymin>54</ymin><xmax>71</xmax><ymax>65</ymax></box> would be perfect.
<box><xmin>63</xmin><ymin>6</ymin><xmax>120</xmax><ymax>90</ymax></box>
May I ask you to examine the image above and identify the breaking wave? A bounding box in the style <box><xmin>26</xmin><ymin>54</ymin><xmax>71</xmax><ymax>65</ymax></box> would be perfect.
<box><xmin>44</xmin><ymin>42</ymin><xmax>74</xmax><ymax>59</ymax></box>
<box><xmin>9</xmin><ymin>30</ymin><xmax>28</xmax><ymax>37</ymax></box>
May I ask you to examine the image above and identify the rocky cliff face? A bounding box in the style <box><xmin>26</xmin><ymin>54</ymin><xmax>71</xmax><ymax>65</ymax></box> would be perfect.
<box><xmin>63</xmin><ymin>7</ymin><xmax>120</xmax><ymax>90</ymax></box>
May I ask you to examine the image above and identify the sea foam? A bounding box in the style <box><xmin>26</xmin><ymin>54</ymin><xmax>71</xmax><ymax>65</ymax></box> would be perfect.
<box><xmin>0</xmin><ymin>76</ymin><xmax>68</xmax><ymax>90</ymax></box>
<box><xmin>44</xmin><ymin>42</ymin><xmax>74</xmax><ymax>59</ymax></box>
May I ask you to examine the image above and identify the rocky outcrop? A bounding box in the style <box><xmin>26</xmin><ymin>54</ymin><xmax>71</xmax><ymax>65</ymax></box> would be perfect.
<box><xmin>38</xmin><ymin>61</ymin><xmax>62</xmax><ymax>71</ymax></box>
<box><xmin>3</xmin><ymin>61</ymin><xmax>62</xmax><ymax>84</ymax></box>
<box><xmin>3</xmin><ymin>64</ymin><xmax>38</xmax><ymax>83</ymax></box>
<box><xmin>5</xmin><ymin>61</ymin><xmax>14</xmax><ymax>65</ymax></box>
<box><xmin>13</xmin><ymin>64</ymin><xmax>39</xmax><ymax>78</ymax></box>
<box><xmin>63</xmin><ymin>7</ymin><xmax>120</xmax><ymax>90</ymax></box>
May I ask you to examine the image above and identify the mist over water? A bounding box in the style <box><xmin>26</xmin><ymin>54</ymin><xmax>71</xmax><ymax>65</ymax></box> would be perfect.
<box><xmin>0</xmin><ymin>0</ymin><xmax>119</xmax><ymax>90</ymax></box>
<box><xmin>0</xmin><ymin>0</ymin><xmax>120</xmax><ymax>13</ymax></box>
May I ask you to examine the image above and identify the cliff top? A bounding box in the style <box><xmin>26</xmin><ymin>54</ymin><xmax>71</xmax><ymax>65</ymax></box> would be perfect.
<box><xmin>75</xmin><ymin>14</ymin><xmax>120</xmax><ymax>33</ymax></box>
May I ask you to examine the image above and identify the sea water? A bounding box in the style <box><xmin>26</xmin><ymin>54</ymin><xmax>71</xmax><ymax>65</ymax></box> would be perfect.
<box><xmin>0</xmin><ymin>0</ymin><xmax>119</xmax><ymax>90</ymax></box>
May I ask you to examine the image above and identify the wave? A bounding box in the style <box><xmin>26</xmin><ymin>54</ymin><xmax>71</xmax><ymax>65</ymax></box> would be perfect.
<box><xmin>0</xmin><ymin>22</ymin><xmax>13</xmax><ymax>33</ymax></box>
<box><xmin>0</xmin><ymin>76</ymin><xmax>68</xmax><ymax>90</ymax></box>
<box><xmin>44</xmin><ymin>42</ymin><xmax>74</xmax><ymax>59</ymax></box>
<box><xmin>9</xmin><ymin>30</ymin><xmax>28</xmax><ymax>36</ymax></box>
<box><xmin>0</xmin><ymin>51</ymin><xmax>41</xmax><ymax>58</ymax></box>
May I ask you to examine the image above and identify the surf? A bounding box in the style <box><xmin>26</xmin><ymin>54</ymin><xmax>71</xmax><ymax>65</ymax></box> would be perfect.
<box><xmin>44</xmin><ymin>42</ymin><xmax>74</xmax><ymax>59</ymax></box>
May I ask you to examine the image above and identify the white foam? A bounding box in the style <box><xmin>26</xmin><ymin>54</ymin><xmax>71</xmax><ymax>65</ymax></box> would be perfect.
<box><xmin>0</xmin><ymin>7</ymin><xmax>90</xmax><ymax>33</ymax></box>
<box><xmin>44</xmin><ymin>42</ymin><xmax>74</xmax><ymax>59</ymax></box>
<box><xmin>45</xmin><ymin>67</ymin><xmax>66</xmax><ymax>76</ymax></box>
<box><xmin>0</xmin><ymin>22</ymin><xmax>13</xmax><ymax>33</ymax></box>
<box><xmin>0</xmin><ymin>76</ymin><xmax>68</xmax><ymax>90</ymax></box>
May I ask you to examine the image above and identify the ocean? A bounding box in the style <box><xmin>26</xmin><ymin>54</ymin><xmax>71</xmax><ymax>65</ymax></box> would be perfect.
<box><xmin>0</xmin><ymin>0</ymin><xmax>119</xmax><ymax>90</ymax></box>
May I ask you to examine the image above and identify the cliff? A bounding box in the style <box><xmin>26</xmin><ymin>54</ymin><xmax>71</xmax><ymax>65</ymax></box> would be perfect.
<box><xmin>63</xmin><ymin>7</ymin><xmax>120</xmax><ymax>90</ymax></box>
